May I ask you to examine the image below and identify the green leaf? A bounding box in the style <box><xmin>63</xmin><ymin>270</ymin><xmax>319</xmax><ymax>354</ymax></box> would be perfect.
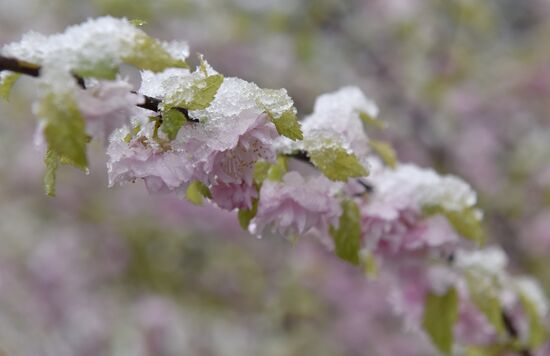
<box><xmin>267</xmin><ymin>156</ymin><xmax>288</xmax><ymax>182</ymax></box>
<box><xmin>73</xmin><ymin>61</ymin><xmax>118</xmax><ymax>80</ymax></box>
<box><xmin>256</xmin><ymin>88</ymin><xmax>302</xmax><ymax>141</ymax></box>
<box><xmin>38</xmin><ymin>93</ymin><xmax>88</xmax><ymax>170</ymax></box>
<box><xmin>329</xmin><ymin>200</ymin><xmax>361</xmax><ymax>265</ymax></box>
<box><xmin>359</xmin><ymin>111</ymin><xmax>385</xmax><ymax>129</ymax></box>
<box><xmin>254</xmin><ymin>156</ymin><xmax>287</xmax><ymax>184</ymax></box>
<box><xmin>123</xmin><ymin>33</ymin><xmax>188</xmax><ymax>72</ymax></box>
<box><xmin>309</xmin><ymin>146</ymin><xmax>368</xmax><ymax>181</ymax></box>
<box><xmin>161</xmin><ymin>109</ymin><xmax>186</xmax><ymax>140</ymax></box>
<box><xmin>422</xmin><ymin>288</ymin><xmax>459</xmax><ymax>356</ymax></box>
<box><xmin>465</xmin><ymin>273</ymin><xmax>505</xmax><ymax>336</ymax></box>
<box><xmin>186</xmin><ymin>74</ymin><xmax>224</xmax><ymax>110</ymax></box>
<box><xmin>0</xmin><ymin>72</ymin><xmax>21</xmax><ymax>101</ymax></box>
<box><xmin>163</xmin><ymin>73</ymin><xmax>224</xmax><ymax>111</ymax></box>
<box><xmin>423</xmin><ymin>205</ymin><xmax>485</xmax><ymax>245</ymax></box>
<box><xmin>519</xmin><ymin>293</ymin><xmax>549</xmax><ymax>349</ymax></box>
<box><xmin>369</xmin><ymin>139</ymin><xmax>397</xmax><ymax>168</ymax></box>
<box><xmin>464</xmin><ymin>346</ymin><xmax>501</xmax><ymax>356</ymax></box>
<box><xmin>238</xmin><ymin>198</ymin><xmax>258</xmax><ymax>230</ymax></box>
<box><xmin>185</xmin><ymin>181</ymin><xmax>212</xmax><ymax>205</ymax></box>
<box><xmin>198</xmin><ymin>53</ymin><xmax>209</xmax><ymax>75</ymax></box>
<box><xmin>271</xmin><ymin>110</ymin><xmax>303</xmax><ymax>141</ymax></box>
<box><xmin>253</xmin><ymin>161</ymin><xmax>271</xmax><ymax>184</ymax></box>
<box><xmin>44</xmin><ymin>149</ymin><xmax>59</xmax><ymax>197</ymax></box>
<box><xmin>360</xmin><ymin>249</ymin><xmax>378</xmax><ymax>277</ymax></box>
<box><xmin>129</xmin><ymin>19</ymin><xmax>147</xmax><ymax>27</ymax></box>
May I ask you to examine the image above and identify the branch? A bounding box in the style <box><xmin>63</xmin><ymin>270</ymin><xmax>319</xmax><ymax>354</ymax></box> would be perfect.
<box><xmin>0</xmin><ymin>55</ymin><xmax>195</xmax><ymax>122</ymax></box>
<box><xmin>502</xmin><ymin>311</ymin><xmax>533</xmax><ymax>356</ymax></box>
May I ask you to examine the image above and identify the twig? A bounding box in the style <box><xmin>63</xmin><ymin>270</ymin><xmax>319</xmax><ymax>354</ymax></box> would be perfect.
<box><xmin>502</xmin><ymin>311</ymin><xmax>533</xmax><ymax>356</ymax></box>
<box><xmin>0</xmin><ymin>55</ymin><xmax>195</xmax><ymax>122</ymax></box>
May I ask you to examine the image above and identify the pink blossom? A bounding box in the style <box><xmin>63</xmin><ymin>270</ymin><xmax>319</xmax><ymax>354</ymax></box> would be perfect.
<box><xmin>251</xmin><ymin>172</ymin><xmax>343</xmax><ymax>236</ymax></box>
<box><xmin>106</xmin><ymin>125</ymin><xmax>194</xmax><ymax>192</ymax></box>
<box><xmin>107</xmin><ymin>77</ymin><xmax>280</xmax><ymax>209</ymax></box>
<box><xmin>356</xmin><ymin>158</ymin><xmax>476</xmax><ymax>257</ymax></box>
<box><xmin>210</xmin><ymin>182</ymin><xmax>258</xmax><ymax>210</ymax></box>
<box><xmin>455</xmin><ymin>299</ymin><xmax>496</xmax><ymax>346</ymax></box>
<box><xmin>193</xmin><ymin>114</ymin><xmax>278</xmax><ymax>188</ymax></box>
<box><xmin>361</xmin><ymin>210</ymin><xmax>461</xmax><ymax>257</ymax></box>
<box><xmin>76</xmin><ymin>79</ymin><xmax>145</xmax><ymax>140</ymax></box>
<box><xmin>388</xmin><ymin>260</ymin><xmax>497</xmax><ymax>347</ymax></box>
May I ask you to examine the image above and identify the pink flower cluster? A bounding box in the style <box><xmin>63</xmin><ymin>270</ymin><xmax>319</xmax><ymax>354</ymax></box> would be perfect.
<box><xmin>356</xmin><ymin>157</ymin><xmax>477</xmax><ymax>258</ymax></box>
<box><xmin>107</xmin><ymin>75</ymin><xmax>280</xmax><ymax>210</ymax></box>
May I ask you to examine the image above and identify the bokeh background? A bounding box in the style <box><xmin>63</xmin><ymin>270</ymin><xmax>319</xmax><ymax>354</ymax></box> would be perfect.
<box><xmin>1</xmin><ymin>0</ymin><xmax>550</xmax><ymax>355</ymax></box>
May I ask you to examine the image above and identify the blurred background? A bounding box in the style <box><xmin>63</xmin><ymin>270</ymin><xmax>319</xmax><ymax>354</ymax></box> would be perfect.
<box><xmin>1</xmin><ymin>0</ymin><xmax>550</xmax><ymax>355</ymax></box>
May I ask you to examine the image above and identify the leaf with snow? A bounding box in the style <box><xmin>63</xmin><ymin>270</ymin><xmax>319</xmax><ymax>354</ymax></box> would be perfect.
<box><xmin>271</xmin><ymin>109</ymin><xmax>303</xmax><ymax>141</ymax></box>
<box><xmin>123</xmin><ymin>32</ymin><xmax>188</xmax><ymax>72</ymax></box>
<box><xmin>309</xmin><ymin>146</ymin><xmax>368</xmax><ymax>181</ymax></box>
<box><xmin>359</xmin><ymin>110</ymin><xmax>385</xmax><ymax>129</ymax></box>
<box><xmin>163</xmin><ymin>72</ymin><xmax>223</xmax><ymax>111</ymax></box>
<box><xmin>423</xmin><ymin>205</ymin><xmax>485</xmax><ymax>245</ymax></box>
<box><xmin>161</xmin><ymin>109</ymin><xmax>186</xmax><ymax>140</ymax></box>
<box><xmin>465</xmin><ymin>273</ymin><xmax>506</xmax><ymax>336</ymax></box>
<box><xmin>37</xmin><ymin>92</ymin><xmax>88</xmax><ymax>170</ymax></box>
<box><xmin>257</xmin><ymin>88</ymin><xmax>302</xmax><ymax>141</ymax></box>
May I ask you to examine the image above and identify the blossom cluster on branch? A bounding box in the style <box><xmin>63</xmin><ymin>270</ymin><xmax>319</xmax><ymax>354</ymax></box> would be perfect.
<box><xmin>0</xmin><ymin>17</ymin><xmax>548</xmax><ymax>355</ymax></box>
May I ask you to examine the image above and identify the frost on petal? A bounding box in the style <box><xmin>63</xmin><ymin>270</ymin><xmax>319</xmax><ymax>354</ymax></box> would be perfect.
<box><xmin>251</xmin><ymin>171</ymin><xmax>343</xmax><ymax>237</ymax></box>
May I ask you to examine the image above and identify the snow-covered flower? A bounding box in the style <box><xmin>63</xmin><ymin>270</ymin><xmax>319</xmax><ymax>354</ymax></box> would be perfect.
<box><xmin>106</xmin><ymin>124</ymin><xmax>194</xmax><ymax>193</ymax></box>
<box><xmin>276</xmin><ymin>86</ymin><xmax>378</xmax><ymax>160</ymax></box>
<box><xmin>357</xmin><ymin>157</ymin><xmax>479</xmax><ymax>256</ymax></box>
<box><xmin>108</xmin><ymin>75</ymin><xmax>282</xmax><ymax>210</ymax></box>
<box><xmin>250</xmin><ymin>171</ymin><xmax>343</xmax><ymax>236</ymax></box>
<box><xmin>1</xmin><ymin>16</ymin><xmax>187</xmax><ymax>79</ymax></box>
<box><xmin>361</xmin><ymin>158</ymin><xmax>477</xmax><ymax>221</ymax></box>
<box><xmin>301</xmin><ymin>86</ymin><xmax>379</xmax><ymax>156</ymax></box>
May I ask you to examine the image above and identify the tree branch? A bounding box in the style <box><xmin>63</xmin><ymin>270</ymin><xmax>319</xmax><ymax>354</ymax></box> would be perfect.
<box><xmin>0</xmin><ymin>55</ymin><xmax>195</xmax><ymax>122</ymax></box>
<box><xmin>502</xmin><ymin>311</ymin><xmax>533</xmax><ymax>356</ymax></box>
<box><xmin>0</xmin><ymin>54</ymin><xmax>538</xmax><ymax>356</ymax></box>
